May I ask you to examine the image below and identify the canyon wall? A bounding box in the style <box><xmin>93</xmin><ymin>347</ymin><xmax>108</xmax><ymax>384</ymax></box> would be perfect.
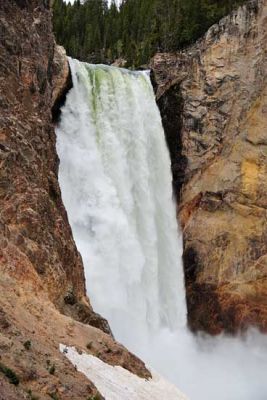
<box><xmin>151</xmin><ymin>0</ymin><xmax>267</xmax><ymax>334</ymax></box>
<box><xmin>0</xmin><ymin>0</ymin><xmax>109</xmax><ymax>336</ymax></box>
<box><xmin>0</xmin><ymin>1</ymin><xmax>150</xmax><ymax>398</ymax></box>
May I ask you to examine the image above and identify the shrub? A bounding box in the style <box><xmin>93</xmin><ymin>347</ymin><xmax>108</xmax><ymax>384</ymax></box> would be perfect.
<box><xmin>0</xmin><ymin>362</ymin><xmax>19</xmax><ymax>385</ymax></box>
<box><xmin>87</xmin><ymin>394</ymin><xmax>102</xmax><ymax>400</ymax></box>
<box><xmin>23</xmin><ymin>340</ymin><xmax>32</xmax><ymax>350</ymax></box>
<box><xmin>86</xmin><ymin>341</ymin><xmax>93</xmax><ymax>350</ymax></box>
<box><xmin>49</xmin><ymin>364</ymin><xmax>56</xmax><ymax>375</ymax></box>
<box><xmin>27</xmin><ymin>389</ymin><xmax>39</xmax><ymax>400</ymax></box>
<box><xmin>49</xmin><ymin>393</ymin><xmax>59</xmax><ymax>400</ymax></box>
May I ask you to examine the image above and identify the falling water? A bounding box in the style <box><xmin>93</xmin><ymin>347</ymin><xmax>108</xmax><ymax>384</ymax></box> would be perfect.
<box><xmin>56</xmin><ymin>59</ymin><xmax>267</xmax><ymax>400</ymax></box>
<box><xmin>56</xmin><ymin>59</ymin><xmax>186</xmax><ymax>347</ymax></box>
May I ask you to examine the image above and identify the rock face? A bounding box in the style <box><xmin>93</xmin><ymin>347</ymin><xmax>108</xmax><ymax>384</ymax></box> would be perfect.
<box><xmin>0</xmin><ymin>1</ymin><xmax>151</xmax><ymax>398</ymax></box>
<box><xmin>151</xmin><ymin>0</ymin><xmax>267</xmax><ymax>334</ymax></box>
<box><xmin>52</xmin><ymin>45</ymin><xmax>72</xmax><ymax>121</ymax></box>
<box><xmin>0</xmin><ymin>0</ymin><xmax>109</xmax><ymax>335</ymax></box>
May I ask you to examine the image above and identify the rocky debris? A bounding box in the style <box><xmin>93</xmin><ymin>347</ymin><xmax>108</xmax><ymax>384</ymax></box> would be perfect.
<box><xmin>0</xmin><ymin>0</ymin><xmax>151</xmax><ymax>398</ymax></box>
<box><xmin>151</xmin><ymin>0</ymin><xmax>267</xmax><ymax>333</ymax></box>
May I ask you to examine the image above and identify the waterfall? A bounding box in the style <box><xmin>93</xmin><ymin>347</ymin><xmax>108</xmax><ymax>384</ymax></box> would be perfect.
<box><xmin>56</xmin><ymin>59</ymin><xmax>267</xmax><ymax>400</ymax></box>
<box><xmin>56</xmin><ymin>59</ymin><xmax>187</xmax><ymax>350</ymax></box>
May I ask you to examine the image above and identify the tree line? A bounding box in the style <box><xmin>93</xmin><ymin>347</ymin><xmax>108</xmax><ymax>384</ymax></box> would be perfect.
<box><xmin>53</xmin><ymin>0</ymin><xmax>246</xmax><ymax>67</ymax></box>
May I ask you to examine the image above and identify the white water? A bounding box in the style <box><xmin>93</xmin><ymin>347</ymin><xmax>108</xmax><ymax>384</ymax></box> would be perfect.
<box><xmin>56</xmin><ymin>59</ymin><xmax>267</xmax><ymax>400</ymax></box>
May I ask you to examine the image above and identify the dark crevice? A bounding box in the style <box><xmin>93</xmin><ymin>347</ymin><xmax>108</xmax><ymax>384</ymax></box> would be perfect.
<box><xmin>52</xmin><ymin>63</ymin><xmax>73</xmax><ymax>123</ymax></box>
<box><xmin>151</xmin><ymin>72</ymin><xmax>187</xmax><ymax>202</ymax></box>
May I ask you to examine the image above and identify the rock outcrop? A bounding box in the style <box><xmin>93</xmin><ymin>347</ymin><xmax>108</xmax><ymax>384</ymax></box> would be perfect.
<box><xmin>0</xmin><ymin>0</ymin><xmax>109</xmax><ymax>336</ymax></box>
<box><xmin>151</xmin><ymin>0</ymin><xmax>267</xmax><ymax>334</ymax></box>
<box><xmin>0</xmin><ymin>1</ymin><xmax>151</xmax><ymax>398</ymax></box>
<box><xmin>52</xmin><ymin>45</ymin><xmax>72</xmax><ymax>122</ymax></box>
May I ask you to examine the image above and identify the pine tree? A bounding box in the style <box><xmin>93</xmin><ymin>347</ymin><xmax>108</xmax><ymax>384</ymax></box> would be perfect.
<box><xmin>52</xmin><ymin>0</ymin><xmax>246</xmax><ymax>67</ymax></box>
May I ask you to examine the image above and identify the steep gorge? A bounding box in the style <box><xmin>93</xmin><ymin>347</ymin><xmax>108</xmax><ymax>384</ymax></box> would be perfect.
<box><xmin>0</xmin><ymin>1</ymin><xmax>153</xmax><ymax>399</ymax></box>
<box><xmin>2</xmin><ymin>0</ymin><xmax>267</xmax><ymax>397</ymax></box>
<box><xmin>151</xmin><ymin>0</ymin><xmax>267</xmax><ymax>334</ymax></box>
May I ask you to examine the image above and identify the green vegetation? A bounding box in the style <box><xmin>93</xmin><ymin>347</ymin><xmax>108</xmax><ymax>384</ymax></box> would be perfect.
<box><xmin>0</xmin><ymin>362</ymin><xmax>20</xmax><ymax>385</ymax></box>
<box><xmin>23</xmin><ymin>340</ymin><xmax>32</xmax><ymax>350</ymax></box>
<box><xmin>27</xmin><ymin>389</ymin><xmax>40</xmax><ymax>400</ymax></box>
<box><xmin>86</xmin><ymin>341</ymin><xmax>93</xmax><ymax>350</ymax></box>
<box><xmin>49</xmin><ymin>363</ymin><xmax>56</xmax><ymax>375</ymax></box>
<box><xmin>53</xmin><ymin>0</ymin><xmax>246</xmax><ymax>67</ymax></box>
<box><xmin>49</xmin><ymin>393</ymin><xmax>60</xmax><ymax>400</ymax></box>
<box><xmin>87</xmin><ymin>394</ymin><xmax>102</xmax><ymax>400</ymax></box>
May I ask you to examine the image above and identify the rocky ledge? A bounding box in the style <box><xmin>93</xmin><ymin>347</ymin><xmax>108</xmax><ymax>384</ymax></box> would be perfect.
<box><xmin>151</xmin><ymin>0</ymin><xmax>267</xmax><ymax>334</ymax></box>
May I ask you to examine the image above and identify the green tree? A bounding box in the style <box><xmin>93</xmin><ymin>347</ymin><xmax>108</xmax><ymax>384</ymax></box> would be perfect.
<box><xmin>52</xmin><ymin>0</ymin><xmax>246</xmax><ymax>67</ymax></box>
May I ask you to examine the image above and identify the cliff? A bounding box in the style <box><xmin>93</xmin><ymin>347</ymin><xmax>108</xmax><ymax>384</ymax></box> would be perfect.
<box><xmin>0</xmin><ymin>1</ymin><xmax>152</xmax><ymax>398</ymax></box>
<box><xmin>151</xmin><ymin>0</ymin><xmax>267</xmax><ymax>334</ymax></box>
<box><xmin>0</xmin><ymin>0</ymin><xmax>111</xmax><ymax>334</ymax></box>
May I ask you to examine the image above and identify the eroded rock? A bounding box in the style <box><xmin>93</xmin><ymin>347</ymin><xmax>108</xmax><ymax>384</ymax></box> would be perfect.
<box><xmin>151</xmin><ymin>0</ymin><xmax>267</xmax><ymax>334</ymax></box>
<box><xmin>52</xmin><ymin>44</ymin><xmax>72</xmax><ymax>121</ymax></box>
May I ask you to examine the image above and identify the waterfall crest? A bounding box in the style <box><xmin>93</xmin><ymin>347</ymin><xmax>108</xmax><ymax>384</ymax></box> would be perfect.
<box><xmin>56</xmin><ymin>59</ymin><xmax>186</xmax><ymax>348</ymax></box>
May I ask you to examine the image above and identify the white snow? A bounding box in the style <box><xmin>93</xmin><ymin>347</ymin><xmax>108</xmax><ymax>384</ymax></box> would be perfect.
<box><xmin>60</xmin><ymin>345</ymin><xmax>189</xmax><ymax>400</ymax></box>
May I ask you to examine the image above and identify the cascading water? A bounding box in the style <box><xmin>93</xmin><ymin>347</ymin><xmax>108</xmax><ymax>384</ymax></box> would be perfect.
<box><xmin>57</xmin><ymin>59</ymin><xmax>267</xmax><ymax>400</ymax></box>
<box><xmin>56</xmin><ymin>59</ymin><xmax>187</xmax><ymax>349</ymax></box>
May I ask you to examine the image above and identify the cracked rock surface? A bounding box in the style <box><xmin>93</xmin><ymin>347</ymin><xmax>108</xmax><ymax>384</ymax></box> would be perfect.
<box><xmin>151</xmin><ymin>0</ymin><xmax>267</xmax><ymax>334</ymax></box>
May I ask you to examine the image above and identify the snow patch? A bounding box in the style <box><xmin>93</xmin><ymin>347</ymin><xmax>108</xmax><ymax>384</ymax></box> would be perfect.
<box><xmin>60</xmin><ymin>345</ymin><xmax>189</xmax><ymax>400</ymax></box>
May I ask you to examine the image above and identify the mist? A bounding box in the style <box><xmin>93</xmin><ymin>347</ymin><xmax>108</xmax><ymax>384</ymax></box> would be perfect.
<box><xmin>132</xmin><ymin>328</ymin><xmax>267</xmax><ymax>400</ymax></box>
<box><xmin>56</xmin><ymin>59</ymin><xmax>267</xmax><ymax>400</ymax></box>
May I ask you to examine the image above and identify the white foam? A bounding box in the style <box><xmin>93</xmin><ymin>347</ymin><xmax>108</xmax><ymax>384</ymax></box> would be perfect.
<box><xmin>56</xmin><ymin>59</ymin><xmax>187</xmax><ymax>344</ymax></box>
